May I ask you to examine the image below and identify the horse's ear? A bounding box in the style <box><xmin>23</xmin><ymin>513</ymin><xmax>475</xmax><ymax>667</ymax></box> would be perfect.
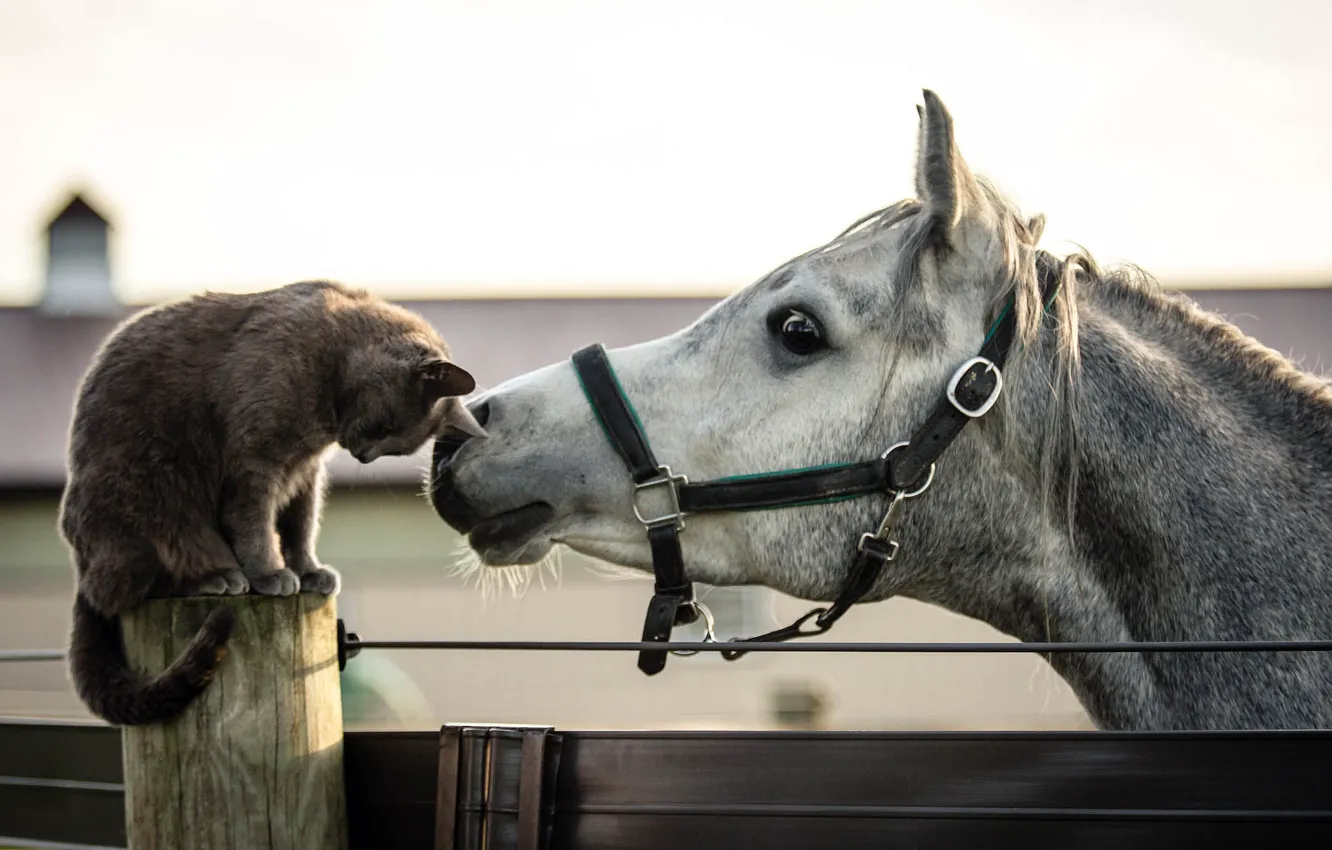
<box><xmin>914</xmin><ymin>89</ymin><xmax>983</xmax><ymax>237</ymax></box>
<box><xmin>1024</xmin><ymin>213</ymin><xmax>1047</xmax><ymax>245</ymax></box>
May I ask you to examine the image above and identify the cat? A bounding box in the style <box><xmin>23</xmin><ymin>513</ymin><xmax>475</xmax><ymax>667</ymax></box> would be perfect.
<box><xmin>59</xmin><ymin>280</ymin><xmax>485</xmax><ymax>726</ymax></box>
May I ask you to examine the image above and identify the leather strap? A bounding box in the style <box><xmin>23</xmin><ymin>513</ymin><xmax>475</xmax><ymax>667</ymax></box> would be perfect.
<box><xmin>573</xmin><ymin>344</ymin><xmax>697</xmax><ymax>676</ymax></box>
<box><xmin>889</xmin><ymin>356</ymin><xmax>1002</xmax><ymax>489</ymax></box>
<box><xmin>719</xmin><ymin>536</ymin><xmax>898</xmax><ymax>660</ymax></box>
<box><xmin>679</xmin><ymin>459</ymin><xmax>889</xmax><ymax>513</ymax></box>
<box><xmin>571</xmin><ymin>345</ymin><xmax>660</xmax><ymax>484</ymax></box>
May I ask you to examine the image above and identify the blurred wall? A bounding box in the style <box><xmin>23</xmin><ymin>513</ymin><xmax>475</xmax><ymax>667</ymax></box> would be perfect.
<box><xmin>0</xmin><ymin>488</ymin><xmax>1092</xmax><ymax>731</ymax></box>
<box><xmin>4</xmin><ymin>285</ymin><xmax>1331</xmax><ymax>732</ymax></box>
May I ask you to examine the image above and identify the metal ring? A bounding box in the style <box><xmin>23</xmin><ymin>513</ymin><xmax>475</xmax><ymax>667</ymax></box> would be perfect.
<box><xmin>880</xmin><ymin>441</ymin><xmax>935</xmax><ymax>499</ymax></box>
<box><xmin>669</xmin><ymin>600</ymin><xmax>718</xmax><ymax>657</ymax></box>
<box><xmin>794</xmin><ymin>607</ymin><xmax>832</xmax><ymax>636</ymax></box>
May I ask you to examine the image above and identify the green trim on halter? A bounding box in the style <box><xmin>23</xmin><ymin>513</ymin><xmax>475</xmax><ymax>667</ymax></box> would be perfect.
<box><xmin>983</xmin><ymin>302</ymin><xmax>1012</xmax><ymax>345</ymax></box>
<box><xmin>984</xmin><ymin>280</ymin><xmax>1063</xmax><ymax>345</ymax></box>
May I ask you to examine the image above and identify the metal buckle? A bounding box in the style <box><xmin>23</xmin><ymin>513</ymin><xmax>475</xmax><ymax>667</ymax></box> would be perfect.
<box><xmin>633</xmin><ymin>465</ymin><xmax>688</xmax><ymax>530</ymax></box>
<box><xmin>856</xmin><ymin>533</ymin><xmax>900</xmax><ymax>558</ymax></box>
<box><xmin>858</xmin><ymin>488</ymin><xmax>908</xmax><ymax>555</ymax></box>
<box><xmin>946</xmin><ymin>356</ymin><xmax>1002</xmax><ymax>418</ymax></box>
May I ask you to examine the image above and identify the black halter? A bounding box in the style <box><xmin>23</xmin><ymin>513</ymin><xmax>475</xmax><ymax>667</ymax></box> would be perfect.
<box><xmin>571</xmin><ymin>268</ymin><xmax>1058</xmax><ymax>676</ymax></box>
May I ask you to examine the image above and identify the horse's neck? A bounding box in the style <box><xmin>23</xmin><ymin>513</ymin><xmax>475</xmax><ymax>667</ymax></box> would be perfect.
<box><xmin>1055</xmin><ymin>285</ymin><xmax>1332</xmax><ymax>614</ymax></box>
<box><xmin>935</xmin><ymin>285</ymin><xmax>1332</xmax><ymax>728</ymax></box>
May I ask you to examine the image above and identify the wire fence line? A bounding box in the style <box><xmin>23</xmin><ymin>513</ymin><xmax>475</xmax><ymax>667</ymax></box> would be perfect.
<box><xmin>347</xmin><ymin>638</ymin><xmax>1332</xmax><ymax>654</ymax></box>
<box><xmin>0</xmin><ymin>650</ymin><xmax>66</xmax><ymax>662</ymax></box>
<box><xmin>9</xmin><ymin>639</ymin><xmax>1332</xmax><ymax>663</ymax></box>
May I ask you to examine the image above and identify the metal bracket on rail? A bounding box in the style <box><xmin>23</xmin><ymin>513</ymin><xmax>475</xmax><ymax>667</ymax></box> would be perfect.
<box><xmin>337</xmin><ymin>619</ymin><xmax>362</xmax><ymax>671</ymax></box>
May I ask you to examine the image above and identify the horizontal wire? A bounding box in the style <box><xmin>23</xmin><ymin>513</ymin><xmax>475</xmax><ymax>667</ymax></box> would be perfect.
<box><xmin>8</xmin><ymin>640</ymin><xmax>1332</xmax><ymax>664</ymax></box>
<box><xmin>346</xmin><ymin>639</ymin><xmax>1332</xmax><ymax>654</ymax></box>
<box><xmin>0</xmin><ymin>650</ymin><xmax>66</xmax><ymax>662</ymax></box>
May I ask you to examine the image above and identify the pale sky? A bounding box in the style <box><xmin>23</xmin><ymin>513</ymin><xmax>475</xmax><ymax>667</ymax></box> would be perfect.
<box><xmin>2</xmin><ymin>0</ymin><xmax>1330</xmax><ymax>304</ymax></box>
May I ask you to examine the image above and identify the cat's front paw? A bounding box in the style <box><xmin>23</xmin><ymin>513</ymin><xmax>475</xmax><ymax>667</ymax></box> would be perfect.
<box><xmin>299</xmin><ymin>566</ymin><xmax>341</xmax><ymax>596</ymax></box>
<box><xmin>183</xmin><ymin>569</ymin><xmax>250</xmax><ymax>596</ymax></box>
<box><xmin>283</xmin><ymin>551</ymin><xmax>323</xmax><ymax>576</ymax></box>
<box><xmin>187</xmin><ymin>574</ymin><xmax>231</xmax><ymax>596</ymax></box>
<box><xmin>248</xmin><ymin>569</ymin><xmax>300</xmax><ymax>597</ymax></box>
<box><xmin>219</xmin><ymin>569</ymin><xmax>250</xmax><ymax>595</ymax></box>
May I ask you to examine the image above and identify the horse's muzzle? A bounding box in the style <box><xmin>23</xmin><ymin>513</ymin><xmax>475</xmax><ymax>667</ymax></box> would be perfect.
<box><xmin>428</xmin><ymin>400</ymin><xmax>489</xmax><ymax>533</ymax></box>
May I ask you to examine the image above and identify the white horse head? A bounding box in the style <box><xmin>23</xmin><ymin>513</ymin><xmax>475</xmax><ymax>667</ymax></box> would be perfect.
<box><xmin>435</xmin><ymin>91</ymin><xmax>1059</xmax><ymax>595</ymax></box>
<box><xmin>432</xmin><ymin>90</ymin><xmax>1332</xmax><ymax>731</ymax></box>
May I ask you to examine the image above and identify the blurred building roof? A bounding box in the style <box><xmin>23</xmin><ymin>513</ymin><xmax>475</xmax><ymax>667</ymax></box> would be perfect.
<box><xmin>45</xmin><ymin>194</ymin><xmax>110</xmax><ymax>228</ymax></box>
<box><xmin>0</xmin><ymin>295</ymin><xmax>717</xmax><ymax>487</ymax></box>
<box><xmin>2</xmin><ymin>288</ymin><xmax>1330</xmax><ymax>488</ymax></box>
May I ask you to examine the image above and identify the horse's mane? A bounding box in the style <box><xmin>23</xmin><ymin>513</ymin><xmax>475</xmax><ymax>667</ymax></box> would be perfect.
<box><xmin>804</xmin><ymin>177</ymin><xmax>1332</xmax><ymax>532</ymax></box>
<box><xmin>1080</xmin><ymin>254</ymin><xmax>1332</xmax><ymax>438</ymax></box>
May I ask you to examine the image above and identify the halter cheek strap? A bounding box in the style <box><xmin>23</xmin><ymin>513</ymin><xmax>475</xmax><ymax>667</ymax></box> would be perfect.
<box><xmin>571</xmin><ymin>346</ymin><xmax>698</xmax><ymax>676</ymax></box>
<box><xmin>571</xmin><ymin>265</ymin><xmax>1059</xmax><ymax>676</ymax></box>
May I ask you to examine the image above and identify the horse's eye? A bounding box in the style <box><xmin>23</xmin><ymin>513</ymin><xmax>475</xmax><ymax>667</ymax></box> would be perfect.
<box><xmin>778</xmin><ymin>310</ymin><xmax>825</xmax><ymax>355</ymax></box>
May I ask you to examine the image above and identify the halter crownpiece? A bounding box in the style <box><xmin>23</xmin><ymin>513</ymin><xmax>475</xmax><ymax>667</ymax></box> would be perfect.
<box><xmin>571</xmin><ymin>265</ymin><xmax>1060</xmax><ymax>676</ymax></box>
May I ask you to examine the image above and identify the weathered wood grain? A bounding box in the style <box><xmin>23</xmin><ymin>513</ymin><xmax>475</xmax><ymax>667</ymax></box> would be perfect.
<box><xmin>121</xmin><ymin>594</ymin><xmax>348</xmax><ymax>850</ymax></box>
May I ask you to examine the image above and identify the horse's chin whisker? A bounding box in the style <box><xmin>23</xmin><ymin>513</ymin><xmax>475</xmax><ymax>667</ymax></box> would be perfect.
<box><xmin>447</xmin><ymin>542</ymin><xmax>564</xmax><ymax>601</ymax></box>
<box><xmin>581</xmin><ymin>558</ymin><xmax>651</xmax><ymax>583</ymax></box>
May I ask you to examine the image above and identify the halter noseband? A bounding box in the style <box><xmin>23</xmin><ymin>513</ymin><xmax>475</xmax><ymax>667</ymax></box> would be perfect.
<box><xmin>571</xmin><ymin>268</ymin><xmax>1057</xmax><ymax>676</ymax></box>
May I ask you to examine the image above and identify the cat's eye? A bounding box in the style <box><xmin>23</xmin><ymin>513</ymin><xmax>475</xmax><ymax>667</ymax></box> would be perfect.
<box><xmin>774</xmin><ymin>309</ymin><xmax>825</xmax><ymax>356</ymax></box>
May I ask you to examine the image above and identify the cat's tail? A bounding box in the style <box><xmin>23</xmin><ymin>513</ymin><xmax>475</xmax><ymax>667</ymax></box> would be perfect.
<box><xmin>68</xmin><ymin>594</ymin><xmax>236</xmax><ymax>726</ymax></box>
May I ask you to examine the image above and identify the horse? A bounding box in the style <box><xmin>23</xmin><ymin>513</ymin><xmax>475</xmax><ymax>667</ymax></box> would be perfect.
<box><xmin>429</xmin><ymin>90</ymin><xmax>1332</xmax><ymax>731</ymax></box>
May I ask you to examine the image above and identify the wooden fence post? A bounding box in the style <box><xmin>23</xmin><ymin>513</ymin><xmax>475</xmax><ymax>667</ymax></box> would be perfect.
<box><xmin>120</xmin><ymin>595</ymin><xmax>348</xmax><ymax>850</ymax></box>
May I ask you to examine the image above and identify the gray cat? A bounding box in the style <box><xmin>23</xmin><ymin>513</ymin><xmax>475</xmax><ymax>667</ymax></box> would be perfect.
<box><xmin>59</xmin><ymin>280</ymin><xmax>483</xmax><ymax>726</ymax></box>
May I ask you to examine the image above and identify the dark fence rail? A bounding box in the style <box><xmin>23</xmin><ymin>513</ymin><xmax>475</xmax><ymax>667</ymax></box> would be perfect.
<box><xmin>8</xmin><ymin>633</ymin><xmax>1332</xmax><ymax>848</ymax></box>
<box><xmin>0</xmin><ymin>718</ymin><xmax>125</xmax><ymax>849</ymax></box>
<box><xmin>5</xmin><ymin>719</ymin><xmax>1332</xmax><ymax>850</ymax></box>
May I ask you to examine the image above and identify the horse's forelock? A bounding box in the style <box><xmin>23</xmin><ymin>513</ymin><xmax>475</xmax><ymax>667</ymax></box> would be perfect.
<box><xmin>804</xmin><ymin>181</ymin><xmax>1096</xmax><ymax>536</ymax></box>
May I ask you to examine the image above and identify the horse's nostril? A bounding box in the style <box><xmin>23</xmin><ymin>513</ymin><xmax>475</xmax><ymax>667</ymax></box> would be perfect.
<box><xmin>435</xmin><ymin>399</ymin><xmax>490</xmax><ymax>470</ymax></box>
<box><xmin>434</xmin><ymin>435</ymin><xmax>467</xmax><ymax>467</ymax></box>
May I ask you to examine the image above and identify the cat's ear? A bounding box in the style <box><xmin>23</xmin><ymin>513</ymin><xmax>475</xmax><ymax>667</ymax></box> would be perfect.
<box><xmin>420</xmin><ymin>359</ymin><xmax>476</xmax><ymax>406</ymax></box>
<box><xmin>443</xmin><ymin>396</ymin><xmax>488</xmax><ymax>439</ymax></box>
